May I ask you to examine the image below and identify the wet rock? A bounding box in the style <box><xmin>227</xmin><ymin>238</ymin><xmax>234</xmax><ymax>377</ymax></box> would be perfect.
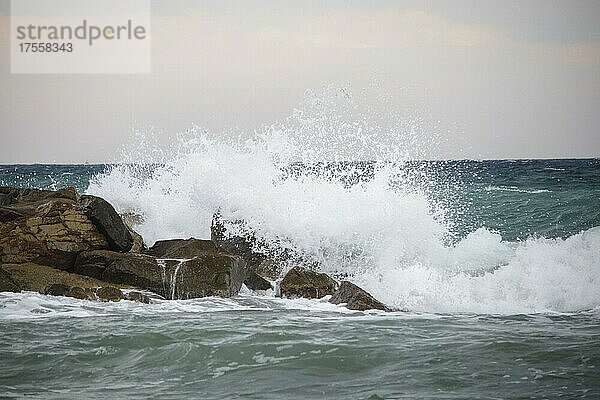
<box><xmin>120</xmin><ymin>213</ymin><xmax>146</xmax><ymax>253</ymax></box>
<box><xmin>211</xmin><ymin>214</ymin><xmax>288</xmax><ymax>279</ymax></box>
<box><xmin>329</xmin><ymin>281</ymin><xmax>389</xmax><ymax>311</ymax></box>
<box><xmin>68</xmin><ymin>286</ymin><xmax>96</xmax><ymax>301</ymax></box>
<box><xmin>96</xmin><ymin>286</ymin><xmax>124</xmax><ymax>302</ymax></box>
<box><xmin>3</xmin><ymin>263</ymin><xmax>128</xmax><ymax>293</ymax></box>
<box><xmin>125</xmin><ymin>291</ymin><xmax>151</xmax><ymax>304</ymax></box>
<box><xmin>253</xmin><ymin>259</ymin><xmax>281</xmax><ymax>280</ymax></box>
<box><xmin>43</xmin><ymin>283</ymin><xmax>72</xmax><ymax>296</ymax></box>
<box><xmin>0</xmin><ymin>186</ymin><xmax>77</xmax><ymax>208</ymax></box>
<box><xmin>244</xmin><ymin>270</ymin><xmax>273</xmax><ymax>291</ymax></box>
<box><xmin>0</xmin><ymin>197</ymin><xmax>109</xmax><ymax>269</ymax></box>
<box><xmin>174</xmin><ymin>253</ymin><xmax>246</xmax><ymax>299</ymax></box>
<box><xmin>76</xmin><ymin>195</ymin><xmax>133</xmax><ymax>252</ymax></box>
<box><xmin>0</xmin><ymin>266</ymin><xmax>21</xmax><ymax>292</ymax></box>
<box><xmin>280</xmin><ymin>266</ymin><xmax>337</xmax><ymax>299</ymax></box>
<box><xmin>145</xmin><ymin>238</ymin><xmax>222</xmax><ymax>259</ymax></box>
<box><xmin>42</xmin><ymin>284</ymin><xmax>96</xmax><ymax>300</ymax></box>
<box><xmin>74</xmin><ymin>250</ymin><xmax>164</xmax><ymax>295</ymax></box>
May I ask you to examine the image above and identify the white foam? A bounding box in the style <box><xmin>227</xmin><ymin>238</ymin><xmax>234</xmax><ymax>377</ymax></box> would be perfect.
<box><xmin>85</xmin><ymin>85</ymin><xmax>600</xmax><ymax>315</ymax></box>
<box><xmin>484</xmin><ymin>186</ymin><xmax>551</xmax><ymax>194</ymax></box>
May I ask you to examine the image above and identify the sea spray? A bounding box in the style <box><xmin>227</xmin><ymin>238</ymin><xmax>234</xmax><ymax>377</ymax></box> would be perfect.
<box><xmin>87</xmin><ymin>85</ymin><xmax>600</xmax><ymax>314</ymax></box>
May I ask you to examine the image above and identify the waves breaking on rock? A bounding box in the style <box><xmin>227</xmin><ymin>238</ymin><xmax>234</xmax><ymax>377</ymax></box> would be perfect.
<box><xmin>87</xmin><ymin>85</ymin><xmax>600</xmax><ymax>314</ymax></box>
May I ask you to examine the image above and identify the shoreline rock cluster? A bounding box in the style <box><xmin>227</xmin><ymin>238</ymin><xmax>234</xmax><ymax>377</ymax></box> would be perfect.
<box><xmin>0</xmin><ymin>186</ymin><xmax>389</xmax><ymax>311</ymax></box>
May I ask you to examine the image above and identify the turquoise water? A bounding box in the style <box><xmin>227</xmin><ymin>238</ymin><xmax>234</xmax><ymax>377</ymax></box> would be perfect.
<box><xmin>1</xmin><ymin>160</ymin><xmax>599</xmax><ymax>399</ymax></box>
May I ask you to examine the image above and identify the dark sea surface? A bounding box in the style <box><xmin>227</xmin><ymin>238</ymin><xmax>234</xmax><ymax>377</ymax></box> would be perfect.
<box><xmin>1</xmin><ymin>160</ymin><xmax>599</xmax><ymax>399</ymax></box>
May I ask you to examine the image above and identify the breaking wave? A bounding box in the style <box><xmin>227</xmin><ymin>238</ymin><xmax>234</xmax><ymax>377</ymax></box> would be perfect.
<box><xmin>87</xmin><ymin>85</ymin><xmax>600</xmax><ymax>314</ymax></box>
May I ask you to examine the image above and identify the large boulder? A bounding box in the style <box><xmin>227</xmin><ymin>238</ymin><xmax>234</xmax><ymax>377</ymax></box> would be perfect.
<box><xmin>174</xmin><ymin>253</ymin><xmax>246</xmax><ymax>299</ymax></box>
<box><xmin>76</xmin><ymin>195</ymin><xmax>133</xmax><ymax>252</ymax></box>
<box><xmin>0</xmin><ymin>198</ymin><xmax>108</xmax><ymax>269</ymax></box>
<box><xmin>329</xmin><ymin>281</ymin><xmax>389</xmax><ymax>311</ymax></box>
<box><xmin>74</xmin><ymin>250</ymin><xmax>165</xmax><ymax>296</ymax></box>
<box><xmin>145</xmin><ymin>238</ymin><xmax>221</xmax><ymax>259</ymax></box>
<box><xmin>280</xmin><ymin>266</ymin><xmax>337</xmax><ymax>299</ymax></box>
<box><xmin>74</xmin><ymin>249</ymin><xmax>246</xmax><ymax>300</ymax></box>
<box><xmin>2</xmin><ymin>263</ymin><xmax>130</xmax><ymax>293</ymax></box>
<box><xmin>0</xmin><ymin>265</ymin><xmax>21</xmax><ymax>292</ymax></box>
<box><xmin>146</xmin><ymin>237</ymin><xmax>275</xmax><ymax>293</ymax></box>
<box><xmin>0</xmin><ymin>187</ymin><xmax>138</xmax><ymax>270</ymax></box>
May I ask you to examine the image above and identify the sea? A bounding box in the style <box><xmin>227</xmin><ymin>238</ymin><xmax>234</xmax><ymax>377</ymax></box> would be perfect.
<box><xmin>0</xmin><ymin>156</ymin><xmax>599</xmax><ymax>400</ymax></box>
<box><xmin>0</xmin><ymin>86</ymin><xmax>599</xmax><ymax>399</ymax></box>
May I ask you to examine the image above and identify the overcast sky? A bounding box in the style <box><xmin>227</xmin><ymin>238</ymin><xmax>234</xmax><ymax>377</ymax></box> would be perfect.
<box><xmin>1</xmin><ymin>0</ymin><xmax>599</xmax><ymax>163</ymax></box>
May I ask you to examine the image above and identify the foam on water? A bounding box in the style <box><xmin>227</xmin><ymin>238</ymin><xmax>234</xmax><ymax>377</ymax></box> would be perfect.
<box><xmin>86</xmin><ymin>85</ymin><xmax>600</xmax><ymax>315</ymax></box>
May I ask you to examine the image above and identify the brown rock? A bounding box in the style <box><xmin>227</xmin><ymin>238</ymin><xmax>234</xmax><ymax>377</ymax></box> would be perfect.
<box><xmin>0</xmin><ymin>266</ymin><xmax>21</xmax><ymax>292</ymax></box>
<box><xmin>145</xmin><ymin>238</ymin><xmax>222</xmax><ymax>259</ymax></box>
<box><xmin>96</xmin><ymin>286</ymin><xmax>124</xmax><ymax>302</ymax></box>
<box><xmin>74</xmin><ymin>250</ymin><xmax>164</xmax><ymax>295</ymax></box>
<box><xmin>329</xmin><ymin>281</ymin><xmax>389</xmax><ymax>311</ymax></box>
<box><xmin>0</xmin><ymin>190</ymin><xmax>109</xmax><ymax>269</ymax></box>
<box><xmin>280</xmin><ymin>266</ymin><xmax>337</xmax><ymax>299</ymax></box>
<box><xmin>2</xmin><ymin>263</ymin><xmax>130</xmax><ymax>293</ymax></box>
<box><xmin>174</xmin><ymin>253</ymin><xmax>246</xmax><ymax>299</ymax></box>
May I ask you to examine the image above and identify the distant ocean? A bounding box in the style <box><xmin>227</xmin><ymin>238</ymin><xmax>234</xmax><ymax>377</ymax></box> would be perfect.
<box><xmin>1</xmin><ymin>158</ymin><xmax>599</xmax><ymax>399</ymax></box>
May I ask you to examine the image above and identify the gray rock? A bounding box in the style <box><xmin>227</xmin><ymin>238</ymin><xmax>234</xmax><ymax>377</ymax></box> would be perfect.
<box><xmin>76</xmin><ymin>195</ymin><xmax>133</xmax><ymax>252</ymax></box>
<box><xmin>244</xmin><ymin>270</ymin><xmax>273</xmax><ymax>291</ymax></box>
<box><xmin>42</xmin><ymin>283</ymin><xmax>72</xmax><ymax>296</ymax></box>
<box><xmin>329</xmin><ymin>281</ymin><xmax>389</xmax><ymax>311</ymax></box>
<box><xmin>280</xmin><ymin>266</ymin><xmax>337</xmax><ymax>299</ymax></box>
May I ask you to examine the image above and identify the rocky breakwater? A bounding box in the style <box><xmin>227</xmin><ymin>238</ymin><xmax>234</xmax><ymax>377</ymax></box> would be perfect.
<box><xmin>1</xmin><ymin>186</ymin><xmax>392</xmax><ymax>311</ymax></box>
<box><xmin>0</xmin><ymin>187</ymin><xmax>246</xmax><ymax>302</ymax></box>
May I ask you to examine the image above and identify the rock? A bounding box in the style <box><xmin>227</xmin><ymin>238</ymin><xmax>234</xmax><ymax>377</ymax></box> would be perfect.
<box><xmin>74</xmin><ymin>250</ymin><xmax>164</xmax><ymax>295</ymax></box>
<box><xmin>329</xmin><ymin>281</ymin><xmax>389</xmax><ymax>311</ymax></box>
<box><xmin>211</xmin><ymin>213</ymin><xmax>268</xmax><ymax>265</ymax></box>
<box><xmin>96</xmin><ymin>286</ymin><xmax>124</xmax><ymax>302</ymax></box>
<box><xmin>0</xmin><ymin>186</ymin><xmax>77</xmax><ymax>207</ymax></box>
<box><xmin>42</xmin><ymin>284</ymin><xmax>96</xmax><ymax>301</ymax></box>
<box><xmin>211</xmin><ymin>213</ymin><xmax>289</xmax><ymax>280</ymax></box>
<box><xmin>120</xmin><ymin>213</ymin><xmax>146</xmax><ymax>253</ymax></box>
<box><xmin>280</xmin><ymin>266</ymin><xmax>337</xmax><ymax>299</ymax></box>
<box><xmin>174</xmin><ymin>253</ymin><xmax>246</xmax><ymax>299</ymax></box>
<box><xmin>244</xmin><ymin>270</ymin><xmax>273</xmax><ymax>291</ymax></box>
<box><xmin>74</xmin><ymin>249</ymin><xmax>245</xmax><ymax>300</ymax></box>
<box><xmin>43</xmin><ymin>283</ymin><xmax>72</xmax><ymax>296</ymax></box>
<box><xmin>76</xmin><ymin>195</ymin><xmax>133</xmax><ymax>252</ymax></box>
<box><xmin>0</xmin><ymin>266</ymin><xmax>21</xmax><ymax>292</ymax></box>
<box><xmin>68</xmin><ymin>286</ymin><xmax>96</xmax><ymax>301</ymax></box>
<box><xmin>0</xmin><ymin>187</ymin><xmax>109</xmax><ymax>269</ymax></box>
<box><xmin>145</xmin><ymin>238</ymin><xmax>222</xmax><ymax>259</ymax></box>
<box><xmin>127</xmin><ymin>225</ymin><xmax>146</xmax><ymax>253</ymax></box>
<box><xmin>2</xmin><ymin>263</ymin><xmax>130</xmax><ymax>293</ymax></box>
<box><xmin>125</xmin><ymin>291</ymin><xmax>151</xmax><ymax>304</ymax></box>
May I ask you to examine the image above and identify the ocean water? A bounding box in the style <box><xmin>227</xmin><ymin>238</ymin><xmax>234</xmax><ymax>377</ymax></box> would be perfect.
<box><xmin>1</xmin><ymin>89</ymin><xmax>599</xmax><ymax>399</ymax></box>
<box><xmin>1</xmin><ymin>158</ymin><xmax>599</xmax><ymax>399</ymax></box>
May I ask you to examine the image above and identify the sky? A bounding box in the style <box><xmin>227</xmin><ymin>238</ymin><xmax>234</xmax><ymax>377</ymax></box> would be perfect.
<box><xmin>0</xmin><ymin>0</ymin><xmax>599</xmax><ymax>163</ymax></box>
